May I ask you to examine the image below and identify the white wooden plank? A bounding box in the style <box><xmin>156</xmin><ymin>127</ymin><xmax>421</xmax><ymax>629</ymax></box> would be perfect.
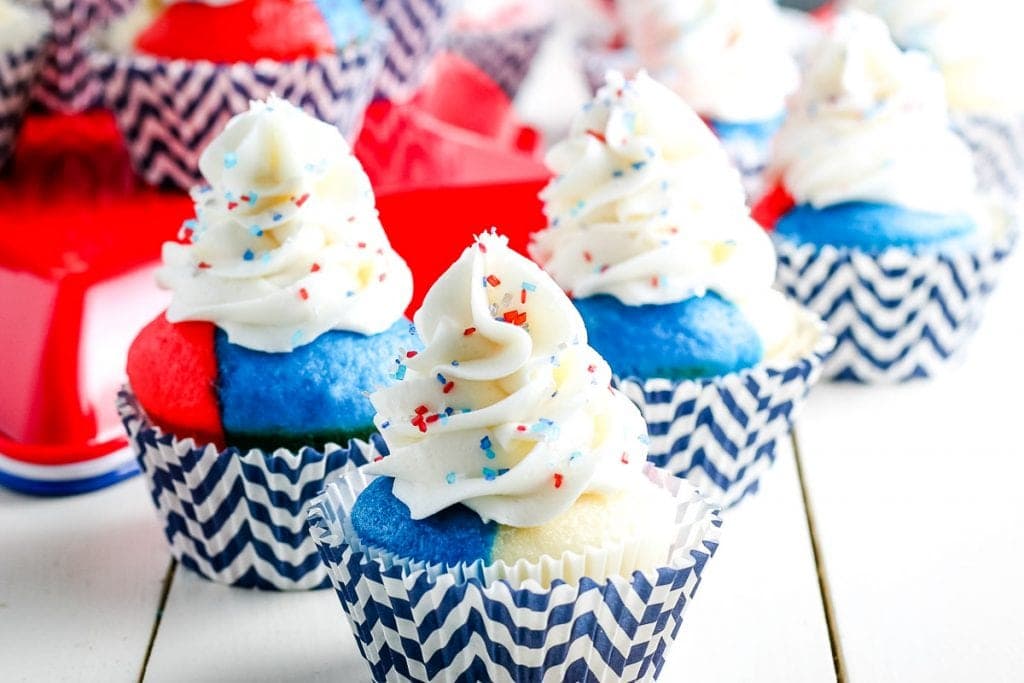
<box><xmin>665</xmin><ymin>437</ymin><xmax>837</xmax><ymax>682</ymax></box>
<box><xmin>795</xmin><ymin>250</ymin><xmax>1024</xmax><ymax>683</ymax></box>
<box><xmin>146</xmin><ymin>439</ymin><xmax>834</xmax><ymax>683</ymax></box>
<box><xmin>0</xmin><ymin>476</ymin><xmax>171</xmax><ymax>681</ymax></box>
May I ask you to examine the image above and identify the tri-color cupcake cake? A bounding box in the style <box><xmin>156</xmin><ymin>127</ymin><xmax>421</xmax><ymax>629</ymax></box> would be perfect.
<box><xmin>120</xmin><ymin>97</ymin><xmax>416</xmax><ymax>589</ymax></box>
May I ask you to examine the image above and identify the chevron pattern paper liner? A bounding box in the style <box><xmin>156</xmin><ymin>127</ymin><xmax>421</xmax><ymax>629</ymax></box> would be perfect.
<box><xmin>774</xmin><ymin>230</ymin><xmax>1017</xmax><ymax>383</ymax></box>
<box><xmin>1</xmin><ymin>43</ymin><xmax>46</xmax><ymax>168</ymax></box>
<box><xmin>448</xmin><ymin>19</ymin><xmax>552</xmax><ymax>99</ymax></box>
<box><xmin>27</xmin><ymin>0</ymin><xmax>134</xmax><ymax>112</ymax></box>
<box><xmin>93</xmin><ymin>35</ymin><xmax>385</xmax><ymax>190</ymax></box>
<box><xmin>718</xmin><ymin>132</ymin><xmax>770</xmax><ymax>202</ymax></box>
<box><xmin>309</xmin><ymin>465</ymin><xmax>721</xmax><ymax>682</ymax></box>
<box><xmin>118</xmin><ymin>388</ymin><xmax>385</xmax><ymax>590</ymax></box>
<box><xmin>365</xmin><ymin>0</ymin><xmax>452</xmax><ymax>102</ymax></box>
<box><xmin>952</xmin><ymin>113</ymin><xmax>1024</xmax><ymax>206</ymax></box>
<box><xmin>616</xmin><ymin>308</ymin><xmax>832</xmax><ymax>509</ymax></box>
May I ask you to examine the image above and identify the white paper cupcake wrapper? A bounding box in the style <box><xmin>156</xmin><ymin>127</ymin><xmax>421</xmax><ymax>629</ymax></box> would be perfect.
<box><xmin>447</xmin><ymin>18</ymin><xmax>552</xmax><ymax>99</ymax></box>
<box><xmin>952</xmin><ymin>113</ymin><xmax>1024</xmax><ymax>207</ymax></box>
<box><xmin>27</xmin><ymin>0</ymin><xmax>133</xmax><ymax>112</ymax></box>
<box><xmin>774</xmin><ymin>227</ymin><xmax>1018</xmax><ymax>383</ymax></box>
<box><xmin>91</xmin><ymin>30</ymin><xmax>386</xmax><ymax>190</ymax></box>
<box><xmin>308</xmin><ymin>464</ymin><xmax>722</xmax><ymax>682</ymax></box>
<box><xmin>117</xmin><ymin>387</ymin><xmax>386</xmax><ymax>590</ymax></box>
<box><xmin>614</xmin><ymin>305</ymin><xmax>832</xmax><ymax>509</ymax></box>
<box><xmin>365</xmin><ymin>0</ymin><xmax>453</xmax><ymax>102</ymax></box>
<box><xmin>1</xmin><ymin>42</ymin><xmax>48</xmax><ymax>168</ymax></box>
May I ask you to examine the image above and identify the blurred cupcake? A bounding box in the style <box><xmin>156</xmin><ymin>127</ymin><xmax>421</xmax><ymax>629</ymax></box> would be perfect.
<box><xmin>365</xmin><ymin>0</ymin><xmax>456</xmax><ymax>102</ymax></box>
<box><xmin>309</xmin><ymin>230</ymin><xmax>722</xmax><ymax>681</ymax></box>
<box><xmin>94</xmin><ymin>0</ymin><xmax>386</xmax><ymax>189</ymax></box>
<box><xmin>761</xmin><ymin>11</ymin><xmax>1017</xmax><ymax>382</ymax></box>
<box><xmin>447</xmin><ymin>0</ymin><xmax>553</xmax><ymax>99</ymax></box>
<box><xmin>0</xmin><ymin>0</ymin><xmax>49</xmax><ymax>167</ymax></box>
<box><xmin>617</xmin><ymin>0</ymin><xmax>800</xmax><ymax>198</ymax></box>
<box><xmin>849</xmin><ymin>0</ymin><xmax>1024</xmax><ymax>206</ymax></box>
<box><xmin>119</xmin><ymin>97</ymin><xmax>416</xmax><ymax>589</ymax></box>
<box><xmin>530</xmin><ymin>71</ymin><xmax>831</xmax><ymax>507</ymax></box>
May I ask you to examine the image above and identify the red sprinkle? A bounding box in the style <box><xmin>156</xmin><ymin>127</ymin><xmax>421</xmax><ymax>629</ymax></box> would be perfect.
<box><xmin>197</xmin><ymin>261</ymin><xmax>212</xmax><ymax>269</ymax></box>
<box><xmin>650</xmin><ymin>276</ymin><xmax>659</xmax><ymax>288</ymax></box>
<box><xmin>240</xmin><ymin>195</ymin><xmax>250</xmax><ymax>204</ymax></box>
<box><xmin>553</xmin><ymin>473</ymin><xmax>564</xmax><ymax>489</ymax></box>
<box><xmin>425</xmin><ymin>414</ymin><xmax>440</xmax><ymax>424</ymax></box>
<box><xmin>503</xmin><ymin>310</ymin><xmax>527</xmax><ymax>326</ymax></box>
<box><xmin>227</xmin><ymin>202</ymin><xmax>238</xmax><ymax>211</ymax></box>
<box><xmin>406</xmin><ymin>350</ymin><xmax>418</xmax><ymax>358</ymax></box>
<box><xmin>347</xmin><ymin>215</ymin><xmax>357</xmax><ymax>222</ymax></box>
<box><xmin>310</xmin><ymin>263</ymin><xmax>321</xmax><ymax>272</ymax></box>
<box><xmin>516</xmin><ymin>425</ymin><xmax>526</xmax><ymax>432</ymax></box>
<box><xmin>583</xmin><ymin>251</ymin><xmax>593</xmax><ymax>263</ymax></box>
<box><xmin>478</xmin><ymin>242</ymin><xmax>487</xmax><ymax>253</ymax></box>
<box><xmin>620</xmin><ymin>452</ymin><xmax>630</xmax><ymax>465</ymax></box>
<box><xmin>443</xmin><ymin>381</ymin><xmax>455</xmax><ymax>394</ymax></box>
<box><xmin>298</xmin><ymin>288</ymin><xmax>309</xmax><ymax>300</ymax></box>
<box><xmin>374</xmin><ymin>455</ymin><xmax>384</xmax><ymax>462</ymax></box>
<box><xmin>379</xmin><ymin>273</ymin><xmax>388</xmax><ymax>282</ymax></box>
<box><xmin>463</xmin><ymin>327</ymin><xmax>477</xmax><ymax>336</ymax></box>
<box><xmin>587</xmin><ymin>364</ymin><xmax>596</xmax><ymax>373</ymax></box>
<box><xmin>486</xmin><ymin>274</ymin><xmax>501</xmax><ymax>287</ymax></box>
<box><xmin>357</xmin><ymin>241</ymin><xmax>367</xmax><ymax>249</ymax></box>
<box><xmin>520</xmin><ymin>289</ymin><xmax>527</xmax><ymax>304</ymax></box>
<box><xmin>294</xmin><ymin>193</ymin><xmax>310</xmax><ymax>207</ymax></box>
<box><xmin>585</xmin><ymin>129</ymin><xmax>607</xmax><ymax>144</ymax></box>
<box><xmin>566</xmin><ymin>289</ymin><xmax>574</xmax><ymax>299</ymax></box>
<box><xmin>414</xmin><ymin>405</ymin><xmax>429</xmax><ymax>415</ymax></box>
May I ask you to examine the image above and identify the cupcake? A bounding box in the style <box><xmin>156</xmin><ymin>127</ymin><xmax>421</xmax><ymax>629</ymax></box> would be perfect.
<box><xmin>617</xmin><ymin>0</ymin><xmax>800</xmax><ymax>198</ymax></box>
<box><xmin>309</xmin><ymin>230</ymin><xmax>722</xmax><ymax>681</ymax></box>
<box><xmin>94</xmin><ymin>0</ymin><xmax>386</xmax><ymax>189</ymax></box>
<box><xmin>761</xmin><ymin>11</ymin><xmax>1017</xmax><ymax>382</ymax></box>
<box><xmin>447</xmin><ymin>0</ymin><xmax>552</xmax><ymax>99</ymax></box>
<box><xmin>530</xmin><ymin>70</ymin><xmax>831</xmax><ymax>507</ymax></box>
<box><xmin>0</xmin><ymin>0</ymin><xmax>49</xmax><ymax>167</ymax></box>
<box><xmin>119</xmin><ymin>96</ymin><xmax>416</xmax><ymax>589</ymax></box>
<box><xmin>364</xmin><ymin>0</ymin><xmax>456</xmax><ymax>102</ymax></box>
<box><xmin>848</xmin><ymin>0</ymin><xmax>1024</xmax><ymax>206</ymax></box>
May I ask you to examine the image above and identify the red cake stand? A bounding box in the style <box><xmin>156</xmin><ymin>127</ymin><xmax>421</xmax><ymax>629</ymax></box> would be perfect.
<box><xmin>0</xmin><ymin>53</ymin><xmax>549</xmax><ymax>496</ymax></box>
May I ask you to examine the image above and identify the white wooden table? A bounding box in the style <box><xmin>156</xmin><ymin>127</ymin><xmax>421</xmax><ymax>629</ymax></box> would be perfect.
<box><xmin>3</xmin><ymin>27</ymin><xmax>1023</xmax><ymax>683</ymax></box>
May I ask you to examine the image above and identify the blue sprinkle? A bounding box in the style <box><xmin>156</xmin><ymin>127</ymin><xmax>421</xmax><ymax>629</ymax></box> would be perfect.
<box><xmin>346</xmin><ymin>290</ymin><xmax>355</xmax><ymax>298</ymax></box>
<box><xmin>394</xmin><ymin>364</ymin><xmax>407</xmax><ymax>380</ymax></box>
<box><xmin>521</xmin><ymin>281</ymin><xmax>537</xmax><ymax>292</ymax></box>
<box><xmin>243</xmin><ymin>249</ymin><xmax>254</xmax><ymax>261</ymax></box>
<box><xmin>612</xmin><ymin>169</ymin><xmax>624</xmax><ymax>178</ymax></box>
<box><xmin>480</xmin><ymin>436</ymin><xmax>492</xmax><ymax>451</ymax></box>
<box><xmin>498</xmin><ymin>468</ymin><xmax>509</xmax><ymax>476</ymax></box>
<box><xmin>290</xmin><ymin>329</ymin><xmax>303</xmax><ymax>346</ymax></box>
<box><xmin>570</xmin><ymin>450</ymin><xmax>582</xmax><ymax>462</ymax></box>
<box><xmin>224</xmin><ymin>152</ymin><xmax>238</xmax><ymax>169</ymax></box>
<box><xmin>261</xmin><ymin>252</ymin><xmax>271</xmax><ymax>264</ymax></box>
<box><xmin>444</xmin><ymin>407</ymin><xmax>454</xmax><ymax>416</ymax></box>
<box><xmin>247</xmin><ymin>192</ymin><xmax>258</xmax><ymax>206</ymax></box>
<box><xmin>409</xmin><ymin>324</ymin><xmax>416</xmax><ymax>336</ymax></box>
<box><xmin>273</xmin><ymin>213</ymin><xmax>283</xmax><ymax>222</ymax></box>
<box><xmin>645</xmin><ymin>146</ymin><xmax>656</xmax><ymax>158</ymax></box>
<box><xmin>249</xmin><ymin>226</ymin><xmax>263</xmax><ymax>237</ymax></box>
<box><xmin>451</xmin><ymin>360</ymin><xmax>460</xmax><ymax>367</ymax></box>
<box><xmin>446</xmin><ymin>472</ymin><xmax>457</xmax><ymax>485</ymax></box>
<box><xmin>482</xmin><ymin>467</ymin><xmax>497</xmax><ymax>481</ymax></box>
<box><xmin>631</xmin><ymin>160</ymin><xmax>646</xmax><ymax>171</ymax></box>
<box><xmin>437</xmin><ymin>373</ymin><xmax>447</xmax><ymax>385</ymax></box>
<box><xmin>183</xmin><ymin>219</ymin><xmax>199</xmax><ymax>230</ymax></box>
<box><xmin>660</xmin><ymin>179</ymin><xmax>669</xmax><ymax>191</ymax></box>
<box><xmin>381</xmin><ymin>421</ymin><xmax>390</xmax><ymax>429</ymax></box>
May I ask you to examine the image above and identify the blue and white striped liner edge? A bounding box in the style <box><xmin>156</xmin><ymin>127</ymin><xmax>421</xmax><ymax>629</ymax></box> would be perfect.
<box><xmin>952</xmin><ymin>113</ymin><xmax>1024</xmax><ymax>209</ymax></box>
<box><xmin>117</xmin><ymin>388</ymin><xmax>385</xmax><ymax>590</ymax></box>
<box><xmin>447</xmin><ymin>18</ymin><xmax>553</xmax><ymax>99</ymax></box>
<box><xmin>1</xmin><ymin>41</ymin><xmax>47</xmax><ymax>168</ymax></box>
<box><xmin>0</xmin><ymin>445</ymin><xmax>138</xmax><ymax>497</ymax></box>
<box><xmin>308</xmin><ymin>464</ymin><xmax>722</xmax><ymax>682</ymax></box>
<box><xmin>364</xmin><ymin>0</ymin><xmax>453</xmax><ymax>102</ymax></box>
<box><xmin>91</xmin><ymin>27</ymin><xmax>386</xmax><ymax>190</ymax></box>
<box><xmin>774</xmin><ymin>223</ymin><xmax>1018</xmax><ymax>384</ymax></box>
<box><xmin>616</xmin><ymin>306</ymin><xmax>833</xmax><ymax>509</ymax></box>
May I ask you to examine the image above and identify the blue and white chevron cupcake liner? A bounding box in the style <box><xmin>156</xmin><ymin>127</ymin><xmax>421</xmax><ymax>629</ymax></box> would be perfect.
<box><xmin>1</xmin><ymin>42</ymin><xmax>48</xmax><ymax>168</ymax></box>
<box><xmin>448</xmin><ymin>18</ymin><xmax>552</xmax><ymax>99</ymax></box>
<box><xmin>364</xmin><ymin>0</ymin><xmax>453</xmax><ymax>102</ymax></box>
<box><xmin>952</xmin><ymin>113</ymin><xmax>1024</xmax><ymax>209</ymax></box>
<box><xmin>118</xmin><ymin>388</ymin><xmax>385</xmax><ymax>590</ymax></box>
<box><xmin>309</xmin><ymin>464</ymin><xmax>721</xmax><ymax>682</ymax></box>
<box><xmin>27</xmin><ymin>0</ymin><xmax>134</xmax><ymax>112</ymax></box>
<box><xmin>774</xmin><ymin>226</ymin><xmax>1018</xmax><ymax>383</ymax></box>
<box><xmin>92</xmin><ymin>29</ymin><xmax>386</xmax><ymax>190</ymax></box>
<box><xmin>616</xmin><ymin>308</ymin><xmax>832</xmax><ymax>509</ymax></box>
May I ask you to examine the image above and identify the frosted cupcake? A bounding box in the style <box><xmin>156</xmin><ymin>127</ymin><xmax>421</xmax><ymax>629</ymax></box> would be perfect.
<box><xmin>530</xmin><ymin>71</ymin><xmax>831</xmax><ymax>507</ymax></box>
<box><xmin>761</xmin><ymin>11</ymin><xmax>1016</xmax><ymax>382</ymax></box>
<box><xmin>309</xmin><ymin>231</ymin><xmax>722</xmax><ymax>681</ymax></box>
<box><xmin>618</xmin><ymin>0</ymin><xmax>800</xmax><ymax>197</ymax></box>
<box><xmin>94</xmin><ymin>0</ymin><xmax>386</xmax><ymax>189</ymax></box>
<box><xmin>849</xmin><ymin>0</ymin><xmax>1024</xmax><ymax>205</ymax></box>
<box><xmin>119</xmin><ymin>97</ymin><xmax>416</xmax><ymax>589</ymax></box>
<box><xmin>0</xmin><ymin>0</ymin><xmax>49</xmax><ymax>167</ymax></box>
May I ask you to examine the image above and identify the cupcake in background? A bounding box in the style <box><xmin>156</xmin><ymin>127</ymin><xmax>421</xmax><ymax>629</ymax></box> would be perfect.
<box><xmin>848</xmin><ymin>0</ymin><xmax>1024</xmax><ymax>207</ymax></box>
<box><xmin>531</xmin><ymin>70</ymin><xmax>831</xmax><ymax>507</ymax></box>
<box><xmin>447</xmin><ymin>0</ymin><xmax>553</xmax><ymax>99</ymax></box>
<box><xmin>761</xmin><ymin>11</ymin><xmax>1016</xmax><ymax>382</ymax></box>
<box><xmin>0</xmin><ymin>0</ymin><xmax>49</xmax><ymax>167</ymax></box>
<box><xmin>120</xmin><ymin>96</ymin><xmax>416</xmax><ymax>589</ymax></box>
<box><xmin>94</xmin><ymin>0</ymin><xmax>386</xmax><ymax>189</ymax></box>
<box><xmin>310</xmin><ymin>230</ymin><xmax>722</xmax><ymax>681</ymax></box>
<box><xmin>617</xmin><ymin>0</ymin><xmax>800</xmax><ymax>198</ymax></box>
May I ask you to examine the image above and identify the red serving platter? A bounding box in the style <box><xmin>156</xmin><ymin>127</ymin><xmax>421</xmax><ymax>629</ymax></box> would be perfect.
<box><xmin>0</xmin><ymin>52</ymin><xmax>549</xmax><ymax>495</ymax></box>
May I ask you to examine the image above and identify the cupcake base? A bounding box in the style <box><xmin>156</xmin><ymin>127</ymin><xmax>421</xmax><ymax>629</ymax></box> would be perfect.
<box><xmin>952</xmin><ymin>113</ymin><xmax>1024</xmax><ymax>209</ymax></box>
<box><xmin>309</xmin><ymin>464</ymin><xmax>721</xmax><ymax>682</ymax></box>
<box><xmin>118</xmin><ymin>388</ymin><xmax>384</xmax><ymax>590</ymax></box>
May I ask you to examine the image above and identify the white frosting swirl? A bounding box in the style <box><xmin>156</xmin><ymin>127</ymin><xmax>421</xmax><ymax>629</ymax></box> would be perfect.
<box><xmin>619</xmin><ymin>0</ymin><xmax>799</xmax><ymax>123</ymax></box>
<box><xmin>366</xmin><ymin>231</ymin><xmax>650</xmax><ymax>528</ymax></box>
<box><xmin>769</xmin><ymin>10</ymin><xmax>977</xmax><ymax>214</ymax></box>
<box><xmin>157</xmin><ymin>97</ymin><xmax>413</xmax><ymax>353</ymax></box>
<box><xmin>530</xmin><ymin>71</ymin><xmax>795</xmax><ymax>356</ymax></box>
<box><xmin>0</xmin><ymin>0</ymin><xmax>49</xmax><ymax>52</ymax></box>
<box><xmin>848</xmin><ymin>0</ymin><xmax>1024</xmax><ymax>114</ymax></box>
